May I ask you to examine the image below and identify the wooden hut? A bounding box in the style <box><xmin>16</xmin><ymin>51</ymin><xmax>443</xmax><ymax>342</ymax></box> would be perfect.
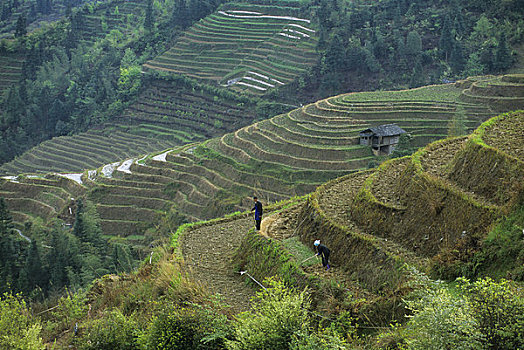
<box><xmin>359</xmin><ymin>124</ymin><xmax>406</xmax><ymax>155</ymax></box>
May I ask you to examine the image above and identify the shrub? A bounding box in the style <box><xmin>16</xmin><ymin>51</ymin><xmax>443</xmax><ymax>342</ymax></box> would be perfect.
<box><xmin>459</xmin><ymin>277</ymin><xmax>524</xmax><ymax>349</ymax></box>
<box><xmin>48</xmin><ymin>290</ymin><xmax>88</xmax><ymax>335</ymax></box>
<box><xmin>403</xmin><ymin>283</ymin><xmax>484</xmax><ymax>349</ymax></box>
<box><xmin>78</xmin><ymin>309</ymin><xmax>139</xmax><ymax>350</ymax></box>
<box><xmin>290</xmin><ymin>329</ymin><xmax>350</xmax><ymax>350</ymax></box>
<box><xmin>226</xmin><ymin>278</ymin><xmax>310</xmax><ymax>350</ymax></box>
<box><xmin>144</xmin><ymin>302</ymin><xmax>231</xmax><ymax>350</ymax></box>
<box><xmin>399</xmin><ymin>268</ymin><xmax>484</xmax><ymax>349</ymax></box>
<box><xmin>393</xmin><ymin>269</ymin><xmax>524</xmax><ymax>349</ymax></box>
<box><xmin>0</xmin><ymin>292</ymin><xmax>45</xmax><ymax>350</ymax></box>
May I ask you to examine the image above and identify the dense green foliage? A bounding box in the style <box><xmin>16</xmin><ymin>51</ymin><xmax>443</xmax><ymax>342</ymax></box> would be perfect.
<box><xmin>0</xmin><ymin>197</ymin><xmax>134</xmax><ymax>298</ymax></box>
<box><xmin>77</xmin><ymin>309</ymin><xmax>140</xmax><ymax>350</ymax></box>
<box><xmin>436</xmin><ymin>201</ymin><xmax>524</xmax><ymax>281</ymax></box>
<box><xmin>382</xmin><ymin>270</ymin><xmax>524</xmax><ymax>349</ymax></box>
<box><xmin>281</xmin><ymin>0</ymin><xmax>523</xmax><ymax>100</ymax></box>
<box><xmin>144</xmin><ymin>304</ymin><xmax>230</xmax><ymax>350</ymax></box>
<box><xmin>0</xmin><ymin>292</ymin><xmax>45</xmax><ymax>350</ymax></box>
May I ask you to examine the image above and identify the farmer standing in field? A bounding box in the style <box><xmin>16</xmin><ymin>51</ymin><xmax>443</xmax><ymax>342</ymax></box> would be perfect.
<box><xmin>251</xmin><ymin>196</ymin><xmax>263</xmax><ymax>231</ymax></box>
<box><xmin>314</xmin><ymin>240</ymin><xmax>330</xmax><ymax>270</ymax></box>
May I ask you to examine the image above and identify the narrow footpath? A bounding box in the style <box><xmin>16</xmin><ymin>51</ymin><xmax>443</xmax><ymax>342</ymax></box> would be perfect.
<box><xmin>181</xmin><ymin>215</ymin><xmax>257</xmax><ymax>313</ymax></box>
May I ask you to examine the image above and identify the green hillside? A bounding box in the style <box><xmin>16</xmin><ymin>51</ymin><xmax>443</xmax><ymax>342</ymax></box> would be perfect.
<box><xmin>0</xmin><ymin>77</ymin><xmax>256</xmax><ymax>175</ymax></box>
<box><xmin>145</xmin><ymin>2</ymin><xmax>319</xmax><ymax>95</ymax></box>
<box><xmin>0</xmin><ymin>0</ymin><xmax>523</xmax><ymax>346</ymax></box>
<box><xmin>0</xmin><ymin>52</ymin><xmax>23</xmax><ymax>95</ymax></box>
<box><xmin>4</xmin><ymin>111</ymin><xmax>520</xmax><ymax>349</ymax></box>
<box><xmin>2</xmin><ymin>81</ymin><xmax>512</xmax><ymax>247</ymax></box>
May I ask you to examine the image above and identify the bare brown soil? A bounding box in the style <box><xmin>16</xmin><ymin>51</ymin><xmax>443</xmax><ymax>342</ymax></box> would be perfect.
<box><xmin>482</xmin><ymin>112</ymin><xmax>524</xmax><ymax>161</ymax></box>
<box><xmin>181</xmin><ymin>215</ymin><xmax>257</xmax><ymax>313</ymax></box>
<box><xmin>420</xmin><ymin>137</ymin><xmax>467</xmax><ymax>178</ymax></box>
<box><xmin>317</xmin><ymin>171</ymin><xmax>371</xmax><ymax>226</ymax></box>
<box><xmin>370</xmin><ymin>158</ymin><xmax>409</xmax><ymax>208</ymax></box>
<box><xmin>262</xmin><ymin>204</ymin><xmax>302</xmax><ymax>240</ymax></box>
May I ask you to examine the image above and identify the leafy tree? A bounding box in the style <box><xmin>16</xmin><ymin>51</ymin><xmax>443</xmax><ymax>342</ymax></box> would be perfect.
<box><xmin>401</xmin><ymin>270</ymin><xmax>484</xmax><ymax>349</ymax></box>
<box><xmin>439</xmin><ymin>15</ymin><xmax>454</xmax><ymax>60</ymax></box>
<box><xmin>144</xmin><ymin>0</ymin><xmax>154</xmax><ymax>31</ymax></box>
<box><xmin>226</xmin><ymin>278</ymin><xmax>310</xmax><ymax>350</ymax></box>
<box><xmin>14</xmin><ymin>13</ymin><xmax>27</xmax><ymax>37</ymax></box>
<box><xmin>0</xmin><ymin>198</ymin><xmax>21</xmax><ymax>294</ymax></box>
<box><xmin>397</xmin><ymin>270</ymin><xmax>524</xmax><ymax>350</ymax></box>
<box><xmin>171</xmin><ymin>0</ymin><xmax>189</xmax><ymax>27</ymax></box>
<box><xmin>460</xmin><ymin>277</ymin><xmax>524</xmax><ymax>349</ymax></box>
<box><xmin>0</xmin><ymin>292</ymin><xmax>45</xmax><ymax>350</ymax></box>
<box><xmin>72</xmin><ymin>199</ymin><xmax>88</xmax><ymax>242</ymax></box>
<box><xmin>450</xmin><ymin>42</ymin><xmax>466</xmax><ymax>73</ymax></box>
<box><xmin>323</xmin><ymin>35</ymin><xmax>345</xmax><ymax>73</ymax></box>
<box><xmin>20</xmin><ymin>240</ymin><xmax>47</xmax><ymax>297</ymax></box>
<box><xmin>464</xmin><ymin>52</ymin><xmax>485</xmax><ymax>76</ymax></box>
<box><xmin>406</xmin><ymin>30</ymin><xmax>422</xmax><ymax>57</ymax></box>
<box><xmin>409</xmin><ymin>58</ymin><xmax>424</xmax><ymax>88</ymax></box>
<box><xmin>493</xmin><ymin>32</ymin><xmax>512</xmax><ymax>71</ymax></box>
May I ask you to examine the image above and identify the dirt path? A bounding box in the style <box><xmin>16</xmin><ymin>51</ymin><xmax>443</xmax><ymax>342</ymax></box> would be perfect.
<box><xmin>181</xmin><ymin>216</ymin><xmax>257</xmax><ymax>313</ymax></box>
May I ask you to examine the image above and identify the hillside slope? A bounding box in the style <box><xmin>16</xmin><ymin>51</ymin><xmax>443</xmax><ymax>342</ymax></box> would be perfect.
<box><xmin>1</xmin><ymin>81</ymin><xmax>521</xmax><ymax>252</ymax></box>
<box><xmin>144</xmin><ymin>2</ymin><xmax>319</xmax><ymax>95</ymax></box>
<box><xmin>71</xmin><ymin>111</ymin><xmax>523</xmax><ymax>336</ymax></box>
<box><xmin>0</xmin><ymin>78</ymin><xmax>256</xmax><ymax>175</ymax></box>
<box><xmin>228</xmin><ymin>111</ymin><xmax>523</xmax><ymax>323</ymax></box>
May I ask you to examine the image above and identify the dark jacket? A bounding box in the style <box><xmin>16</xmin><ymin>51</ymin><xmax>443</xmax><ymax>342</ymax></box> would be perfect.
<box><xmin>252</xmin><ymin>201</ymin><xmax>263</xmax><ymax>220</ymax></box>
<box><xmin>316</xmin><ymin>244</ymin><xmax>330</xmax><ymax>257</ymax></box>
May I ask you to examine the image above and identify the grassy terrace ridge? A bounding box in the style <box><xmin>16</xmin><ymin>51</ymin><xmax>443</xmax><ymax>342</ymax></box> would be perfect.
<box><xmin>75</xmin><ymin>83</ymin><xmax>510</xmax><ymax>241</ymax></box>
<box><xmin>295</xmin><ymin>112</ymin><xmax>523</xmax><ymax>299</ymax></box>
<box><xmin>144</xmin><ymin>2</ymin><xmax>319</xmax><ymax>95</ymax></box>
<box><xmin>0</xmin><ymin>174</ymin><xmax>86</xmax><ymax>229</ymax></box>
<box><xmin>457</xmin><ymin>74</ymin><xmax>524</xmax><ymax>112</ymax></box>
<box><xmin>2</xmin><ymin>81</ymin><xmax>521</xmax><ymax>251</ymax></box>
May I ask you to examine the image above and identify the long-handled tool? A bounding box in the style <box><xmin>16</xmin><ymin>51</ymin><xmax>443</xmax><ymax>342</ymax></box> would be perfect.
<box><xmin>300</xmin><ymin>254</ymin><xmax>318</xmax><ymax>265</ymax></box>
<box><xmin>240</xmin><ymin>270</ymin><xmax>267</xmax><ymax>290</ymax></box>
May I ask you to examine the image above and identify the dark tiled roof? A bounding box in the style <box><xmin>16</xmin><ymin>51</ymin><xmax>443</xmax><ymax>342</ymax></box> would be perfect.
<box><xmin>360</xmin><ymin>124</ymin><xmax>406</xmax><ymax>137</ymax></box>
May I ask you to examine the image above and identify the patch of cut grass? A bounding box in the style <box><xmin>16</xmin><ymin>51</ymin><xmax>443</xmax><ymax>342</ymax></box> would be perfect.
<box><xmin>282</xmin><ymin>236</ymin><xmax>318</xmax><ymax>267</ymax></box>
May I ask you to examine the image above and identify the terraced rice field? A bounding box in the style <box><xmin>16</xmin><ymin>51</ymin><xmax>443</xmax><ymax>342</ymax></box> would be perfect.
<box><xmin>0</xmin><ymin>79</ymin><xmax>256</xmax><ymax>175</ymax></box>
<box><xmin>0</xmin><ymin>1</ymin><xmax>72</xmax><ymax>38</ymax></box>
<box><xmin>169</xmin><ymin>112</ymin><xmax>524</xmax><ymax>320</ymax></box>
<box><xmin>0</xmin><ymin>129</ymin><xmax>174</xmax><ymax>175</ymax></box>
<box><xmin>0</xmin><ymin>174</ymin><xmax>85</xmax><ymax>229</ymax></box>
<box><xmin>72</xmin><ymin>83</ymin><xmax>496</xmax><ymax>237</ymax></box>
<box><xmin>145</xmin><ymin>2</ymin><xmax>319</xmax><ymax>94</ymax></box>
<box><xmin>1</xmin><ymin>82</ymin><xmax>513</xmax><ymax>244</ymax></box>
<box><xmin>459</xmin><ymin>74</ymin><xmax>524</xmax><ymax>113</ymax></box>
<box><xmin>294</xmin><ymin>111</ymin><xmax>523</xmax><ymax>290</ymax></box>
<box><xmin>0</xmin><ymin>54</ymin><xmax>23</xmax><ymax>94</ymax></box>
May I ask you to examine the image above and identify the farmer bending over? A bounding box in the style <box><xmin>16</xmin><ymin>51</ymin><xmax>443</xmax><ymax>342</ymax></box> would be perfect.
<box><xmin>251</xmin><ymin>196</ymin><xmax>263</xmax><ymax>231</ymax></box>
<box><xmin>314</xmin><ymin>240</ymin><xmax>330</xmax><ymax>270</ymax></box>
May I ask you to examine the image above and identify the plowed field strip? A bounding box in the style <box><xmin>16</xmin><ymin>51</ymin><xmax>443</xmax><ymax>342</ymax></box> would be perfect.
<box><xmin>181</xmin><ymin>216</ymin><xmax>256</xmax><ymax>312</ymax></box>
